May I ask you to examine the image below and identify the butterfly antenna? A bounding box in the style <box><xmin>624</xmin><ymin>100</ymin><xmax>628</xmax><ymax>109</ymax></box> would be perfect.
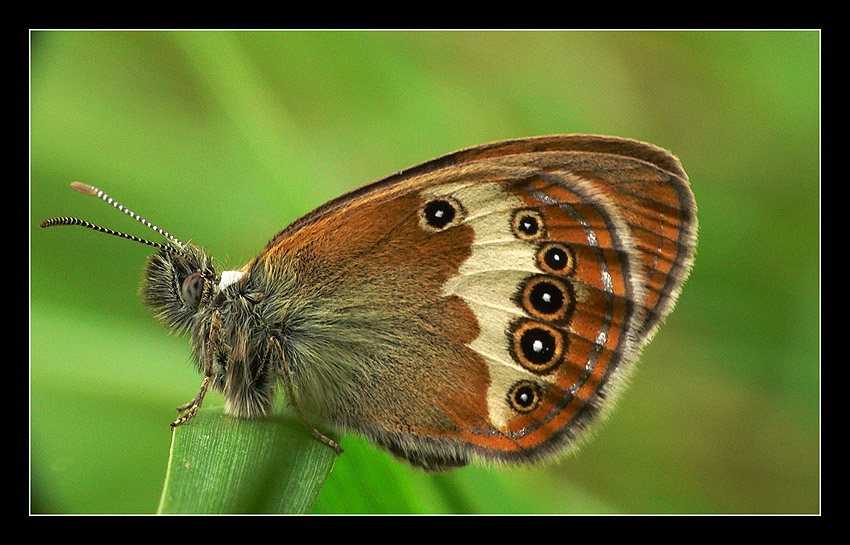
<box><xmin>40</xmin><ymin>182</ymin><xmax>186</xmax><ymax>253</ymax></box>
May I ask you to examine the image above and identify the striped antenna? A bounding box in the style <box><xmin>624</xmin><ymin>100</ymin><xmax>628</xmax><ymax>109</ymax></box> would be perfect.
<box><xmin>40</xmin><ymin>216</ymin><xmax>176</xmax><ymax>252</ymax></box>
<box><xmin>40</xmin><ymin>182</ymin><xmax>186</xmax><ymax>252</ymax></box>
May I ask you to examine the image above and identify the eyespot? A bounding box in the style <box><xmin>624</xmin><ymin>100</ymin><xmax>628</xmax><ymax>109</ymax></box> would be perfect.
<box><xmin>511</xmin><ymin>209</ymin><xmax>546</xmax><ymax>241</ymax></box>
<box><xmin>537</xmin><ymin>242</ymin><xmax>576</xmax><ymax>275</ymax></box>
<box><xmin>181</xmin><ymin>271</ymin><xmax>204</xmax><ymax>308</ymax></box>
<box><xmin>510</xmin><ymin>320</ymin><xmax>565</xmax><ymax>375</ymax></box>
<box><xmin>519</xmin><ymin>275</ymin><xmax>575</xmax><ymax>322</ymax></box>
<box><xmin>530</xmin><ymin>280</ymin><xmax>563</xmax><ymax>314</ymax></box>
<box><xmin>507</xmin><ymin>381</ymin><xmax>543</xmax><ymax>413</ymax></box>
<box><xmin>419</xmin><ymin>197</ymin><xmax>464</xmax><ymax>232</ymax></box>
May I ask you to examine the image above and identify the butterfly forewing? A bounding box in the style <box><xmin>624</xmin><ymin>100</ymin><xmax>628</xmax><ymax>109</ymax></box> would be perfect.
<box><xmin>245</xmin><ymin>135</ymin><xmax>696</xmax><ymax>469</ymax></box>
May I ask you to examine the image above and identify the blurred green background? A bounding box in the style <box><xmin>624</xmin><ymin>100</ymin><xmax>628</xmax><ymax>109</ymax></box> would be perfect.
<box><xmin>30</xmin><ymin>30</ymin><xmax>820</xmax><ymax>514</ymax></box>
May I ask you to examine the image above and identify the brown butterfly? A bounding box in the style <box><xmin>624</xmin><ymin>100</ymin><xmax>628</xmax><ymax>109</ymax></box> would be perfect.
<box><xmin>41</xmin><ymin>134</ymin><xmax>697</xmax><ymax>471</ymax></box>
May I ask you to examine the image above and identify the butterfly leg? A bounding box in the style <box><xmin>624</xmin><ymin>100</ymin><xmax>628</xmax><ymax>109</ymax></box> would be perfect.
<box><xmin>251</xmin><ymin>337</ymin><xmax>271</xmax><ymax>386</ymax></box>
<box><xmin>270</xmin><ymin>336</ymin><xmax>344</xmax><ymax>456</ymax></box>
<box><xmin>171</xmin><ymin>309</ymin><xmax>222</xmax><ymax>428</ymax></box>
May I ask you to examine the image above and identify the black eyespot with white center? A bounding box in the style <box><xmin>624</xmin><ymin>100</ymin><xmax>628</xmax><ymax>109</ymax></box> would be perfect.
<box><xmin>517</xmin><ymin>215</ymin><xmax>539</xmax><ymax>236</ymax></box>
<box><xmin>522</xmin><ymin>327</ymin><xmax>556</xmax><ymax>364</ymax></box>
<box><xmin>510</xmin><ymin>320</ymin><xmax>565</xmax><ymax>375</ymax></box>
<box><xmin>424</xmin><ymin>200</ymin><xmax>454</xmax><ymax>228</ymax></box>
<box><xmin>511</xmin><ymin>209</ymin><xmax>546</xmax><ymax>241</ymax></box>
<box><xmin>518</xmin><ymin>275</ymin><xmax>575</xmax><ymax>322</ymax></box>
<box><xmin>419</xmin><ymin>196</ymin><xmax>464</xmax><ymax>232</ymax></box>
<box><xmin>507</xmin><ymin>381</ymin><xmax>543</xmax><ymax>413</ymax></box>
<box><xmin>537</xmin><ymin>242</ymin><xmax>576</xmax><ymax>276</ymax></box>
<box><xmin>530</xmin><ymin>281</ymin><xmax>563</xmax><ymax>314</ymax></box>
<box><xmin>181</xmin><ymin>271</ymin><xmax>204</xmax><ymax>308</ymax></box>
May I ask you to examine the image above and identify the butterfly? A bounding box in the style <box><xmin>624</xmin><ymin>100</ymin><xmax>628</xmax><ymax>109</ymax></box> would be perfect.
<box><xmin>41</xmin><ymin>134</ymin><xmax>697</xmax><ymax>472</ymax></box>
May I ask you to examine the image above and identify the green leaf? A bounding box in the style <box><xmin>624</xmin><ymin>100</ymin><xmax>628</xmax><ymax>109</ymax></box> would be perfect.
<box><xmin>156</xmin><ymin>408</ymin><xmax>338</xmax><ymax>514</ymax></box>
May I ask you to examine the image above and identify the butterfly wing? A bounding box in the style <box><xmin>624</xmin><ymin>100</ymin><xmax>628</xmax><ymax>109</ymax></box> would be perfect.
<box><xmin>251</xmin><ymin>135</ymin><xmax>697</xmax><ymax>470</ymax></box>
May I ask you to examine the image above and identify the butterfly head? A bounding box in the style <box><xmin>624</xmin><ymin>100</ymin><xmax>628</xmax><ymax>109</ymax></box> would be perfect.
<box><xmin>39</xmin><ymin>182</ymin><xmax>225</xmax><ymax>333</ymax></box>
<box><xmin>141</xmin><ymin>243</ymin><xmax>218</xmax><ymax>335</ymax></box>
<box><xmin>41</xmin><ymin>182</ymin><xmax>287</xmax><ymax>425</ymax></box>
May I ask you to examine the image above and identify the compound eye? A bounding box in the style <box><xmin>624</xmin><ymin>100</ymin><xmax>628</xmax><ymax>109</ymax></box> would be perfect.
<box><xmin>181</xmin><ymin>271</ymin><xmax>204</xmax><ymax>308</ymax></box>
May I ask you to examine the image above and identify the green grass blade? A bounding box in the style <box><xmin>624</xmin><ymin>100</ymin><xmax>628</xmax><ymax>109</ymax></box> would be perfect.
<box><xmin>157</xmin><ymin>408</ymin><xmax>337</xmax><ymax>514</ymax></box>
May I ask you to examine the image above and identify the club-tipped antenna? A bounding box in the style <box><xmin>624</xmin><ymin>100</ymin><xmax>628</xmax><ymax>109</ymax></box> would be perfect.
<box><xmin>40</xmin><ymin>182</ymin><xmax>186</xmax><ymax>253</ymax></box>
